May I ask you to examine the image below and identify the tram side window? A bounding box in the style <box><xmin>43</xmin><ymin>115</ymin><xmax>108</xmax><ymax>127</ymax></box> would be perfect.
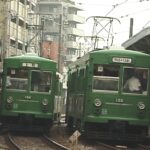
<box><xmin>69</xmin><ymin>72</ymin><xmax>76</xmax><ymax>92</ymax></box>
<box><xmin>123</xmin><ymin>67</ymin><xmax>148</xmax><ymax>95</ymax></box>
<box><xmin>93</xmin><ymin>65</ymin><xmax>119</xmax><ymax>92</ymax></box>
<box><xmin>6</xmin><ymin>68</ymin><xmax>28</xmax><ymax>90</ymax></box>
<box><xmin>77</xmin><ymin>69</ymin><xmax>85</xmax><ymax>92</ymax></box>
<box><xmin>31</xmin><ymin>71</ymin><xmax>52</xmax><ymax>93</ymax></box>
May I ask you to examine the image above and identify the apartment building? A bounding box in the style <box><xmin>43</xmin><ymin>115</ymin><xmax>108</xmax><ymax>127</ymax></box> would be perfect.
<box><xmin>0</xmin><ymin>0</ymin><xmax>39</xmax><ymax>62</ymax></box>
<box><xmin>37</xmin><ymin>0</ymin><xmax>85</xmax><ymax>73</ymax></box>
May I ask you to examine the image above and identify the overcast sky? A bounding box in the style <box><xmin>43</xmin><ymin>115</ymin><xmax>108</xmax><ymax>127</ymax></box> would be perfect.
<box><xmin>76</xmin><ymin>0</ymin><xmax>150</xmax><ymax>46</ymax></box>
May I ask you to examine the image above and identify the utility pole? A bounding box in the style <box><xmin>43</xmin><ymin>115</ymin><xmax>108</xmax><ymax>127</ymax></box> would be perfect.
<box><xmin>58</xmin><ymin>14</ymin><xmax>63</xmax><ymax>73</ymax></box>
<box><xmin>27</xmin><ymin>3</ymin><xmax>42</xmax><ymax>55</ymax></box>
<box><xmin>0</xmin><ymin>0</ymin><xmax>5</xmax><ymax>61</ymax></box>
<box><xmin>129</xmin><ymin>18</ymin><xmax>134</xmax><ymax>38</ymax></box>
<box><xmin>3</xmin><ymin>0</ymin><xmax>10</xmax><ymax>59</ymax></box>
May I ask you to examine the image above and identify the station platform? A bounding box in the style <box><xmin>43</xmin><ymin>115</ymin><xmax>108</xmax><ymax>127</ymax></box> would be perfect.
<box><xmin>122</xmin><ymin>27</ymin><xmax>150</xmax><ymax>54</ymax></box>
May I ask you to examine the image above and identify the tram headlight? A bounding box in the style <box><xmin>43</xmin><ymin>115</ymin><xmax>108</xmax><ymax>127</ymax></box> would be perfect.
<box><xmin>94</xmin><ymin>99</ymin><xmax>102</xmax><ymax>107</ymax></box>
<box><xmin>6</xmin><ymin>96</ymin><xmax>13</xmax><ymax>109</ymax></box>
<box><xmin>137</xmin><ymin>102</ymin><xmax>145</xmax><ymax>110</ymax></box>
<box><xmin>7</xmin><ymin>96</ymin><xmax>13</xmax><ymax>104</ymax></box>
<box><xmin>42</xmin><ymin>99</ymin><xmax>48</xmax><ymax>106</ymax></box>
<box><xmin>42</xmin><ymin>99</ymin><xmax>48</xmax><ymax>112</ymax></box>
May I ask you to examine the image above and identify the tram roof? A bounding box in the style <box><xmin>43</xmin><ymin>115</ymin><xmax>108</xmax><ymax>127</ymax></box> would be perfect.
<box><xmin>5</xmin><ymin>53</ymin><xmax>56</xmax><ymax>63</ymax></box>
<box><xmin>68</xmin><ymin>48</ymin><xmax>150</xmax><ymax>69</ymax></box>
<box><xmin>90</xmin><ymin>48</ymin><xmax>149</xmax><ymax>56</ymax></box>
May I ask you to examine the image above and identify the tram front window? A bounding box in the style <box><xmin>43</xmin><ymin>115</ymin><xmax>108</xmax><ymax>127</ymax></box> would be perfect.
<box><xmin>92</xmin><ymin>65</ymin><xmax>119</xmax><ymax>92</ymax></box>
<box><xmin>31</xmin><ymin>71</ymin><xmax>52</xmax><ymax>93</ymax></box>
<box><xmin>123</xmin><ymin>67</ymin><xmax>148</xmax><ymax>95</ymax></box>
<box><xmin>6</xmin><ymin>68</ymin><xmax>28</xmax><ymax>90</ymax></box>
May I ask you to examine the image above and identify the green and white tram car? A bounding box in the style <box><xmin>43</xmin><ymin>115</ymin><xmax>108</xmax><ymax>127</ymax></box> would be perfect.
<box><xmin>0</xmin><ymin>53</ymin><xmax>62</xmax><ymax>131</ymax></box>
<box><xmin>66</xmin><ymin>48</ymin><xmax>150</xmax><ymax>141</ymax></box>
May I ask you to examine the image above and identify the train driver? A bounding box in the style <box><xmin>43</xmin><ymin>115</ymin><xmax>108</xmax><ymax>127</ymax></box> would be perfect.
<box><xmin>123</xmin><ymin>69</ymin><xmax>142</xmax><ymax>93</ymax></box>
<box><xmin>124</xmin><ymin>76</ymin><xmax>141</xmax><ymax>93</ymax></box>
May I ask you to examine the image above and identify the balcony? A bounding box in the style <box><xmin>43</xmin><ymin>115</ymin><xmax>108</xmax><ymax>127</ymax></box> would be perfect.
<box><xmin>65</xmin><ymin>41</ymin><xmax>80</xmax><ymax>49</ymax></box>
<box><xmin>65</xmin><ymin>54</ymin><xmax>76</xmax><ymax>62</ymax></box>
<box><xmin>44</xmin><ymin>26</ymin><xmax>60</xmax><ymax>33</ymax></box>
<box><xmin>38</xmin><ymin>3</ymin><xmax>63</xmax><ymax>14</ymax></box>
<box><xmin>11</xmin><ymin>1</ymin><xmax>17</xmax><ymax>11</ymax></box>
<box><xmin>66</xmin><ymin>28</ymin><xmax>84</xmax><ymax>36</ymax></box>
<box><xmin>10</xmin><ymin>22</ymin><xmax>17</xmax><ymax>39</ymax></box>
<box><xmin>67</xmin><ymin>14</ymin><xmax>85</xmax><ymax>24</ymax></box>
<box><xmin>27</xmin><ymin>0</ymin><xmax>37</xmax><ymax>5</ymax></box>
<box><xmin>68</xmin><ymin>4</ymin><xmax>83</xmax><ymax>11</ymax></box>
<box><xmin>18</xmin><ymin>26</ymin><xmax>28</xmax><ymax>42</ymax></box>
<box><xmin>8</xmin><ymin>46</ymin><xmax>23</xmax><ymax>57</ymax></box>
<box><xmin>18</xmin><ymin>3</ymin><xmax>26</xmax><ymax>20</ymax></box>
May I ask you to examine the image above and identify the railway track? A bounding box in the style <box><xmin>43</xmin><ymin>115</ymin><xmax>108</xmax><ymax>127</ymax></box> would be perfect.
<box><xmin>43</xmin><ymin>134</ymin><xmax>70</xmax><ymax>150</ymax></box>
<box><xmin>7</xmin><ymin>133</ymin><xmax>21</xmax><ymax>150</ymax></box>
<box><xmin>96</xmin><ymin>142</ymin><xmax>126</xmax><ymax>150</ymax></box>
<box><xmin>96</xmin><ymin>141</ymin><xmax>150</xmax><ymax>150</ymax></box>
<box><xmin>138</xmin><ymin>144</ymin><xmax>150</xmax><ymax>150</ymax></box>
<box><xmin>1</xmin><ymin>124</ymin><xmax>150</xmax><ymax>150</ymax></box>
<box><xmin>5</xmin><ymin>132</ymin><xmax>71</xmax><ymax>150</ymax></box>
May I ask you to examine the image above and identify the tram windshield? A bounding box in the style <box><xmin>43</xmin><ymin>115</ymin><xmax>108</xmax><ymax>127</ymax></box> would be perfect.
<box><xmin>31</xmin><ymin>70</ymin><xmax>52</xmax><ymax>93</ymax></box>
<box><xmin>123</xmin><ymin>67</ymin><xmax>148</xmax><ymax>95</ymax></box>
<box><xmin>6</xmin><ymin>68</ymin><xmax>28</xmax><ymax>90</ymax></box>
<box><xmin>6</xmin><ymin>68</ymin><xmax>52</xmax><ymax>93</ymax></box>
<box><xmin>92</xmin><ymin>65</ymin><xmax>119</xmax><ymax>92</ymax></box>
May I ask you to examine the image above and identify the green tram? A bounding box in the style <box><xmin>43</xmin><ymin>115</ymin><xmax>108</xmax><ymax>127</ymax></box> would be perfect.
<box><xmin>66</xmin><ymin>48</ymin><xmax>150</xmax><ymax>141</ymax></box>
<box><xmin>0</xmin><ymin>53</ymin><xmax>62</xmax><ymax>131</ymax></box>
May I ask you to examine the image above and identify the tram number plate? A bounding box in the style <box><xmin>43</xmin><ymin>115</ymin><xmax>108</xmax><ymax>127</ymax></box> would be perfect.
<box><xmin>116</xmin><ymin>98</ymin><xmax>124</xmax><ymax>103</ymax></box>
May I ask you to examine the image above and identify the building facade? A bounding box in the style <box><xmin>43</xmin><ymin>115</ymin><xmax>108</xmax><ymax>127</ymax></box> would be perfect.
<box><xmin>0</xmin><ymin>0</ymin><xmax>39</xmax><ymax>66</ymax></box>
<box><xmin>0</xmin><ymin>0</ymin><xmax>85</xmax><ymax>72</ymax></box>
<box><xmin>37</xmin><ymin>0</ymin><xmax>85</xmax><ymax>73</ymax></box>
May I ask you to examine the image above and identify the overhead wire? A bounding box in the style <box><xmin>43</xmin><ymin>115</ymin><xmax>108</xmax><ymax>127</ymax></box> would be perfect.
<box><xmin>143</xmin><ymin>20</ymin><xmax>150</xmax><ymax>28</ymax></box>
<box><xmin>120</xmin><ymin>7</ymin><xmax>150</xmax><ymax>18</ymax></box>
<box><xmin>83</xmin><ymin>0</ymin><xmax>150</xmax><ymax>46</ymax></box>
<box><xmin>104</xmin><ymin>0</ymin><xmax>150</xmax><ymax>43</ymax></box>
<box><xmin>104</xmin><ymin>0</ymin><xmax>128</xmax><ymax>17</ymax></box>
<box><xmin>98</xmin><ymin>0</ymin><xmax>129</xmax><ymax>47</ymax></box>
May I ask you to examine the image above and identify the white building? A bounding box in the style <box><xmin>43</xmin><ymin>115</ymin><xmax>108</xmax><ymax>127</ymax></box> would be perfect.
<box><xmin>37</xmin><ymin>0</ymin><xmax>85</xmax><ymax>73</ymax></box>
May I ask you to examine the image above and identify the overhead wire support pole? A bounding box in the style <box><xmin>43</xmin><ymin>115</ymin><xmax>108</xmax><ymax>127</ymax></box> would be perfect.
<box><xmin>83</xmin><ymin>0</ymin><xmax>128</xmax><ymax>51</ymax></box>
<box><xmin>86</xmin><ymin>16</ymin><xmax>121</xmax><ymax>24</ymax></box>
<box><xmin>86</xmin><ymin>16</ymin><xmax>121</xmax><ymax>49</ymax></box>
<box><xmin>26</xmin><ymin>24</ymin><xmax>43</xmax><ymax>52</ymax></box>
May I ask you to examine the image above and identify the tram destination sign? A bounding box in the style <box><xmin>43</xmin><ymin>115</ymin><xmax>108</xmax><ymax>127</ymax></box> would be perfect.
<box><xmin>22</xmin><ymin>63</ymin><xmax>38</xmax><ymax>68</ymax></box>
<box><xmin>112</xmin><ymin>57</ymin><xmax>132</xmax><ymax>63</ymax></box>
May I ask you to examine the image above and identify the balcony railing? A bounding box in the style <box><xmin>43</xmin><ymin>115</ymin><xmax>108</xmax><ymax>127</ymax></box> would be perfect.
<box><xmin>67</xmin><ymin>14</ymin><xmax>85</xmax><ymax>24</ymax></box>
